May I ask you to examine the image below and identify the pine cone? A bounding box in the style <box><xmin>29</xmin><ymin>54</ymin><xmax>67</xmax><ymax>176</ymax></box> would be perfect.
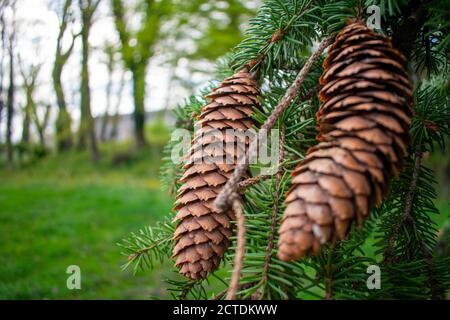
<box><xmin>173</xmin><ymin>68</ymin><xmax>260</xmax><ymax>279</ymax></box>
<box><xmin>278</xmin><ymin>21</ymin><xmax>414</xmax><ymax>261</ymax></box>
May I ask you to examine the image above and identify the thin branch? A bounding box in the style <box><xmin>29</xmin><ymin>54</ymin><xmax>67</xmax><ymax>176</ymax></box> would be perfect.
<box><xmin>212</xmin><ymin>282</ymin><xmax>255</xmax><ymax>300</ymax></box>
<box><xmin>226</xmin><ymin>194</ymin><xmax>246</xmax><ymax>300</ymax></box>
<box><xmin>237</xmin><ymin>85</ymin><xmax>320</xmax><ymax>193</ymax></box>
<box><xmin>246</xmin><ymin>0</ymin><xmax>315</xmax><ymax>71</ymax></box>
<box><xmin>120</xmin><ymin>234</ymin><xmax>172</xmax><ymax>272</ymax></box>
<box><xmin>214</xmin><ymin>35</ymin><xmax>334</xmax><ymax>213</ymax></box>
<box><xmin>325</xmin><ymin>273</ymin><xmax>333</xmax><ymax>300</ymax></box>
<box><xmin>238</xmin><ymin>174</ymin><xmax>273</xmax><ymax>192</ymax></box>
<box><xmin>179</xmin><ymin>280</ymin><xmax>199</xmax><ymax>300</ymax></box>
<box><xmin>212</xmin><ymin>288</ymin><xmax>228</xmax><ymax>301</ymax></box>
<box><xmin>384</xmin><ymin>148</ymin><xmax>438</xmax><ymax>298</ymax></box>
<box><xmin>385</xmin><ymin>149</ymin><xmax>422</xmax><ymax>263</ymax></box>
<box><xmin>325</xmin><ymin>244</ymin><xmax>335</xmax><ymax>300</ymax></box>
<box><xmin>402</xmin><ymin>151</ymin><xmax>438</xmax><ymax>299</ymax></box>
<box><xmin>257</xmin><ymin>124</ymin><xmax>285</xmax><ymax>299</ymax></box>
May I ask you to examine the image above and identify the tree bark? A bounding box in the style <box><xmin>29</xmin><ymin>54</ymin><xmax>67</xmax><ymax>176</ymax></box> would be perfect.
<box><xmin>109</xmin><ymin>72</ymin><xmax>125</xmax><ymax>140</ymax></box>
<box><xmin>21</xmin><ymin>104</ymin><xmax>31</xmax><ymax>144</ymax></box>
<box><xmin>19</xmin><ymin>63</ymin><xmax>39</xmax><ymax>145</ymax></box>
<box><xmin>32</xmin><ymin>104</ymin><xmax>50</xmax><ymax>148</ymax></box>
<box><xmin>0</xmin><ymin>11</ymin><xmax>6</xmax><ymax>147</ymax></box>
<box><xmin>52</xmin><ymin>0</ymin><xmax>75</xmax><ymax>152</ymax></box>
<box><xmin>131</xmin><ymin>65</ymin><xmax>147</xmax><ymax>149</ymax></box>
<box><xmin>6</xmin><ymin>25</ymin><xmax>15</xmax><ymax>166</ymax></box>
<box><xmin>78</xmin><ymin>0</ymin><xmax>100</xmax><ymax>162</ymax></box>
<box><xmin>111</xmin><ymin>0</ymin><xmax>166</xmax><ymax>149</ymax></box>
<box><xmin>100</xmin><ymin>46</ymin><xmax>114</xmax><ymax>141</ymax></box>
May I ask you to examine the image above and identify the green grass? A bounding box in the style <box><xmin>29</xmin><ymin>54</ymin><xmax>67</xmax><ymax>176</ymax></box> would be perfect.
<box><xmin>0</xmin><ymin>145</ymin><xmax>173</xmax><ymax>299</ymax></box>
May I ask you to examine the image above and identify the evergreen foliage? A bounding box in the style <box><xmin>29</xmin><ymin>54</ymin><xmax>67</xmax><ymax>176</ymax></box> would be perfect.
<box><xmin>119</xmin><ymin>0</ymin><xmax>450</xmax><ymax>299</ymax></box>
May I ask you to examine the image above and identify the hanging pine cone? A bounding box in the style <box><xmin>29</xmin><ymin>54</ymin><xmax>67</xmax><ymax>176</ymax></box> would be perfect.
<box><xmin>173</xmin><ymin>68</ymin><xmax>260</xmax><ymax>279</ymax></box>
<box><xmin>278</xmin><ymin>21</ymin><xmax>413</xmax><ymax>261</ymax></box>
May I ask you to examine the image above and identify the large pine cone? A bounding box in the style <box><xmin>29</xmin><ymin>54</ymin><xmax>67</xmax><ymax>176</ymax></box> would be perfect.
<box><xmin>278</xmin><ymin>21</ymin><xmax>414</xmax><ymax>261</ymax></box>
<box><xmin>173</xmin><ymin>68</ymin><xmax>260</xmax><ymax>279</ymax></box>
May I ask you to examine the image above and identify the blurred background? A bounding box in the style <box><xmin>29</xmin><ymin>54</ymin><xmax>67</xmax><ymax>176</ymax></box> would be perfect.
<box><xmin>0</xmin><ymin>0</ymin><xmax>448</xmax><ymax>299</ymax></box>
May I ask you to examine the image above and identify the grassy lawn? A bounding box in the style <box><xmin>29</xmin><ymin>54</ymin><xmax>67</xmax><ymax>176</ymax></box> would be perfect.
<box><xmin>0</xmin><ymin>146</ymin><xmax>173</xmax><ymax>299</ymax></box>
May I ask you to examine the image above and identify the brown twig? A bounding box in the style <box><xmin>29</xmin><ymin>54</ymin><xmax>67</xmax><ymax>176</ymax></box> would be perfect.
<box><xmin>179</xmin><ymin>280</ymin><xmax>198</xmax><ymax>300</ymax></box>
<box><xmin>385</xmin><ymin>149</ymin><xmax>422</xmax><ymax>263</ymax></box>
<box><xmin>212</xmin><ymin>282</ymin><xmax>256</xmax><ymax>300</ymax></box>
<box><xmin>325</xmin><ymin>274</ymin><xmax>333</xmax><ymax>300</ymax></box>
<box><xmin>384</xmin><ymin>148</ymin><xmax>438</xmax><ymax>298</ymax></box>
<box><xmin>402</xmin><ymin>150</ymin><xmax>438</xmax><ymax>298</ymax></box>
<box><xmin>257</xmin><ymin>125</ymin><xmax>285</xmax><ymax>298</ymax></box>
<box><xmin>236</xmin><ymin>84</ymin><xmax>320</xmax><ymax>194</ymax></box>
<box><xmin>238</xmin><ymin>174</ymin><xmax>274</xmax><ymax>192</ymax></box>
<box><xmin>214</xmin><ymin>35</ymin><xmax>334</xmax><ymax>213</ymax></box>
<box><xmin>324</xmin><ymin>244</ymin><xmax>336</xmax><ymax>300</ymax></box>
<box><xmin>226</xmin><ymin>194</ymin><xmax>246</xmax><ymax>300</ymax></box>
<box><xmin>212</xmin><ymin>288</ymin><xmax>228</xmax><ymax>301</ymax></box>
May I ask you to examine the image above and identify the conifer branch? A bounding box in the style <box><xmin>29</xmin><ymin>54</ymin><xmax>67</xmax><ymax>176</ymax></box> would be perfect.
<box><xmin>212</xmin><ymin>283</ymin><xmax>255</xmax><ymax>300</ymax></box>
<box><xmin>383</xmin><ymin>148</ymin><xmax>439</xmax><ymax>298</ymax></box>
<box><xmin>237</xmin><ymin>84</ymin><xmax>320</xmax><ymax>193</ymax></box>
<box><xmin>384</xmin><ymin>150</ymin><xmax>423</xmax><ymax>264</ymax></box>
<box><xmin>401</xmin><ymin>150</ymin><xmax>438</xmax><ymax>299</ymax></box>
<box><xmin>212</xmin><ymin>288</ymin><xmax>227</xmax><ymax>300</ymax></box>
<box><xmin>325</xmin><ymin>246</ymin><xmax>334</xmax><ymax>300</ymax></box>
<box><xmin>226</xmin><ymin>195</ymin><xmax>246</xmax><ymax>300</ymax></box>
<box><xmin>258</xmin><ymin>125</ymin><xmax>285</xmax><ymax>298</ymax></box>
<box><xmin>214</xmin><ymin>35</ymin><xmax>334</xmax><ymax>213</ymax></box>
<box><xmin>179</xmin><ymin>280</ymin><xmax>199</xmax><ymax>300</ymax></box>
<box><xmin>238</xmin><ymin>174</ymin><xmax>273</xmax><ymax>191</ymax></box>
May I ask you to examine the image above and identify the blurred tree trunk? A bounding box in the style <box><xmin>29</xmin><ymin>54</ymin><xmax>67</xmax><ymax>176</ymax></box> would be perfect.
<box><xmin>0</xmin><ymin>8</ymin><xmax>6</xmax><ymax>147</ymax></box>
<box><xmin>77</xmin><ymin>0</ymin><xmax>100</xmax><ymax>162</ymax></box>
<box><xmin>100</xmin><ymin>44</ymin><xmax>115</xmax><ymax>142</ymax></box>
<box><xmin>109</xmin><ymin>71</ymin><xmax>125</xmax><ymax>140</ymax></box>
<box><xmin>111</xmin><ymin>0</ymin><xmax>170</xmax><ymax>149</ymax></box>
<box><xmin>6</xmin><ymin>9</ymin><xmax>15</xmax><ymax>166</ymax></box>
<box><xmin>19</xmin><ymin>58</ymin><xmax>41</xmax><ymax>145</ymax></box>
<box><xmin>52</xmin><ymin>0</ymin><xmax>77</xmax><ymax>152</ymax></box>
<box><xmin>21</xmin><ymin>106</ymin><xmax>30</xmax><ymax>143</ymax></box>
<box><xmin>32</xmin><ymin>104</ymin><xmax>51</xmax><ymax>148</ymax></box>
<box><xmin>158</xmin><ymin>65</ymin><xmax>175</xmax><ymax>121</ymax></box>
<box><xmin>131</xmin><ymin>63</ymin><xmax>147</xmax><ymax>148</ymax></box>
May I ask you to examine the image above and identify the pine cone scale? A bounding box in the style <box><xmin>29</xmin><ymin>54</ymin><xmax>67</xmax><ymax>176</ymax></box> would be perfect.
<box><xmin>173</xmin><ymin>69</ymin><xmax>260</xmax><ymax>279</ymax></box>
<box><xmin>278</xmin><ymin>21</ymin><xmax>413</xmax><ymax>261</ymax></box>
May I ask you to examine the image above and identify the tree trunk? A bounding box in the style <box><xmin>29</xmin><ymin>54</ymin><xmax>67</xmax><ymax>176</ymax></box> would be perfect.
<box><xmin>0</xmin><ymin>100</ymin><xmax>3</xmax><ymax>146</ymax></box>
<box><xmin>21</xmin><ymin>104</ymin><xmax>30</xmax><ymax>144</ymax></box>
<box><xmin>52</xmin><ymin>0</ymin><xmax>74</xmax><ymax>152</ymax></box>
<box><xmin>78</xmin><ymin>2</ymin><xmax>99</xmax><ymax>162</ymax></box>
<box><xmin>0</xmin><ymin>2</ymin><xmax>7</xmax><ymax>147</ymax></box>
<box><xmin>109</xmin><ymin>72</ymin><xmax>125</xmax><ymax>140</ymax></box>
<box><xmin>37</xmin><ymin>129</ymin><xmax>45</xmax><ymax>148</ymax></box>
<box><xmin>6</xmin><ymin>32</ymin><xmax>14</xmax><ymax>166</ymax></box>
<box><xmin>53</xmin><ymin>62</ymin><xmax>73</xmax><ymax>151</ymax></box>
<box><xmin>132</xmin><ymin>65</ymin><xmax>147</xmax><ymax>149</ymax></box>
<box><xmin>32</xmin><ymin>104</ymin><xmax>50</xmax><ymax>148</ymax></box>
<box><xmin>100</xmin><ymin>67</ymin><xmax>113</xmax><ymax>141</ymax></box>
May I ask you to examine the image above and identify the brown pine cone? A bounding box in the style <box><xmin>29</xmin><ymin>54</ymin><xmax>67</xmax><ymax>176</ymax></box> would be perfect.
<box><xmin>173</xmin><ymin>68</ymin><xmax>260</xmax><ymax>279</ymax></box>
<box><xmin>278</xmin><ymin>21</ymin><xmax>414</xmax><ymax>261</ymax></box>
